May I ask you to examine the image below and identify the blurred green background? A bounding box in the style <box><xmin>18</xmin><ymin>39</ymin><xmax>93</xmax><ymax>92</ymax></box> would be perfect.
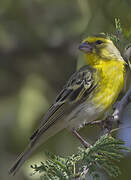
<box><xmin>0</xmin><ymin>0</ymin><xmax>131</xmax><ymax>180</ymax></box>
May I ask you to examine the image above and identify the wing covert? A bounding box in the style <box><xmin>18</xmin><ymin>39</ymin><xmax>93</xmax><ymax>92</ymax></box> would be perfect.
<box><xmin>30</xmin><ymin>65</ymin><xmax>97</xmax><ymax>141</ymax></box>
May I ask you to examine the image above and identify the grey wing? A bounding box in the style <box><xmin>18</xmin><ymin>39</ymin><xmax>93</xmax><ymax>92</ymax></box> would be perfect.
<box><xmin>30</xmin><ymin>65</ymin><xmax>97</xmax><ymax>142</ymax></box>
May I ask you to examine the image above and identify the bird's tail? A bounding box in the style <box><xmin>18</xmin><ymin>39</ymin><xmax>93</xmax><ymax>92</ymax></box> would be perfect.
<box><xmin>9</xmin><ymin>143</ymin><xmax>37</xmax><ymax>176</ymax></box>
<box><xmin>9</xmin><ymin>119</ymin><xmax>66</xmax><ymax>175</ymax></box>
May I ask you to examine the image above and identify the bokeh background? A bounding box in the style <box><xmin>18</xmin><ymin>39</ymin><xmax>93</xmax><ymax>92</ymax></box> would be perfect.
<box><xmin>0</xmin><ymin>0</ymin><xmax>131</xmax><ymax>180</ymax></box>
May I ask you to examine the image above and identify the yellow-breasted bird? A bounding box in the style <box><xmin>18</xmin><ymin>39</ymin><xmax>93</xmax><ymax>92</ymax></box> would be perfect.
<box><xmin>9</xmin><ymin>34</ymin><xmax>126</xmax><ymax>175</ymax></box>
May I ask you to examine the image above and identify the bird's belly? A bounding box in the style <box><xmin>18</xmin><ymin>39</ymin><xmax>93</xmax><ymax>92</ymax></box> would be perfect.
<box><xmin>66</xmin><ymin>102</ymin><xmax>103</xmax><ymax>130</ymax></box>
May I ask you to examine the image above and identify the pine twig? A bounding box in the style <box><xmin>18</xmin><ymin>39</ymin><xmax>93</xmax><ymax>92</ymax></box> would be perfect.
<box><xmin>31</xmin><ymin>134</ymin><xmax>130</xmax><ymax>180</ymax></box>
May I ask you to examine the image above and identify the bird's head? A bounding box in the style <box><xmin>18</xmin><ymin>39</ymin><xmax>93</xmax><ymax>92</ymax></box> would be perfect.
<box><xmin>79</xmin><ymin>33</ymin><xmax>125</xmax><ymax>65</ymax></box>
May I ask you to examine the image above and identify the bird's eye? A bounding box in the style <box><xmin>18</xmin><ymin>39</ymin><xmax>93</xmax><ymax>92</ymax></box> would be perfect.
<box><xmin>96</xmin><ymin>40</ymin><xmax>103</xmax><ymax>45</ymax></box>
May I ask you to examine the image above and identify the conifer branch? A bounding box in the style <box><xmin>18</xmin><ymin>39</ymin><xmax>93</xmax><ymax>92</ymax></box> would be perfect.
<box><xmin>31</xmin><ymin>134</ymin><xmax>130</xmax><ymax>180</ymax></box>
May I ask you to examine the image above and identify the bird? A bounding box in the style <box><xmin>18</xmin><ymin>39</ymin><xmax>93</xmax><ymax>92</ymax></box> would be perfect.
<box><xmin>9</xmin><ymin>33</ymin><xmax>126</xmax><ymax>176</ymax></box>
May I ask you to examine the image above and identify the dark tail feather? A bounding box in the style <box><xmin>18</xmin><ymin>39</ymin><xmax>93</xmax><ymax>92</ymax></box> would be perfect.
<box><xmin>9</xmin><ymin>117</ymin><xmax>65</xmax><ymax>175</ymax></box>
<box><xmin>9</xmin><ymin>144</ymin><xmax>36</xmax><ymax>176</ymax></box>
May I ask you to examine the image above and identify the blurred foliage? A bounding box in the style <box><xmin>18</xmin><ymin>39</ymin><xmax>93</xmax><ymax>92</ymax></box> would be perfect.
<box><xmin>0</xmin><ymin>0</ymin><xmax>131</xmax><ymax>180</ymax></box>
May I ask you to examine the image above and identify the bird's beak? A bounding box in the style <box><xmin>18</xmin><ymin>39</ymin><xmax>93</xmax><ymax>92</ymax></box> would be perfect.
<box><xmin>79</xmin><ymin>42</ymin><xmax>93</xmax><ymax>53</ymax></box>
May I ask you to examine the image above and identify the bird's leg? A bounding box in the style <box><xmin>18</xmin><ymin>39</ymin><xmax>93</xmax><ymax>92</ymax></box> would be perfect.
<box><xmin>86</xmin><ymin>118</ymin><xmax>120</xmax><ymax>133</ymax></box>
<box><xmin>85</xmin><ymin>120</ymin><xmax>105</xmax><ymax>131</ymax></box>
<box><xmin>72</xmin><ymin>130</ymin><xmax>90</xmax><ymax>148</ymax></box>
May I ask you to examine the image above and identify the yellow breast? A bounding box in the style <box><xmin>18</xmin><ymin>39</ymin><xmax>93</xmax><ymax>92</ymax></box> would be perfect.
<box><xmin>92</xmin><ymin>60</ymin><xmax>125</xmax><ymax>109</ymax></box>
